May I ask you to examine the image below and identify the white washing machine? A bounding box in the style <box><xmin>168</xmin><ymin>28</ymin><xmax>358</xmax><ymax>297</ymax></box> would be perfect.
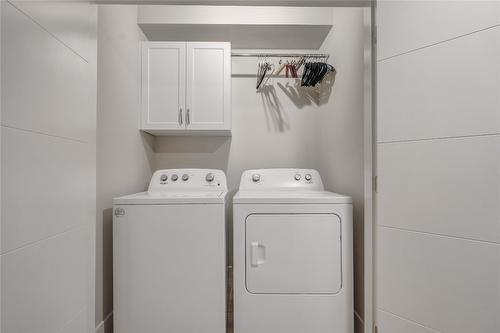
<box><xmin>113</xmin><ymin>169</ymin><xmax>227</xmax><ymax>333</ymax></box>
<box><xmin>233</xmin><ymin>169</ymin><xmax>353</xmax><ymax>333</ymax></box>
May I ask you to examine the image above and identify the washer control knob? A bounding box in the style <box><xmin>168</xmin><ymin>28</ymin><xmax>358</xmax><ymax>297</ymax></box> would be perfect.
<box><xmin>182</xmin><ymin>174</ymin><xmax>189</xmax><ymax>181</ymax></box>
<box><xmin>294</xmin><ymin>173</ymin><xmax>302</xmax><ymax>181</ymax></box>
<box><xmin>171</xmin><ymin>174</ymin><xmax>179</xmax><ymax>181</ymax></box>
<box><xmin>206</xmin><ymin>173</ymin><xmax>215</xmax><ymax>182</ymax></box>
<box><xmin>305</xmin><ymin>174</ymin><xmax>312</xmax><ymax>181</ymax></box>
<box><xmin>252</xmin><ymin>173</ymin><xmax>261</xmax><ymax>182</ymax></box>
<box><xmin>160</xmin><ymin>174</ymin><xmax>168</xmax><ymax>182</ymax></box>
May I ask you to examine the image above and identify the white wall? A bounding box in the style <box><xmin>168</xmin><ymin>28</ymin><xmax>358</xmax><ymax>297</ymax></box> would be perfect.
<box><xmin>317</xmin><ymin>8</ymin><xmax>366</xmax><ymax>332</ymax></box>
<box><xmin>376</xmin><ymin>1</ymin><xmax>500</xmax><ymax>332</ymax></box>
<box><xmin>1</xmin><ymin>1</ymin><xmax>97</xmax><ymax>332</ymax></box>
<box><xmin>96</xmin><ymin>5</ymin><xmax>155</xmax><ymax>333</ymax></box>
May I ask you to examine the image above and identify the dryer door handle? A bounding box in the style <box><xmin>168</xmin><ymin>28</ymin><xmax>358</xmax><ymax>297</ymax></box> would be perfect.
<box><xmin>250</xmin><ymin>242</ymin><xmax>266</xmax><ymax>267</ymax></box>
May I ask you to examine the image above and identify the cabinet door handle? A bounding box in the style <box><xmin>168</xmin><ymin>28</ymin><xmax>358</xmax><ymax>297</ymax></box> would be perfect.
<box><xmin>186</xmin><ymin>108</ymin><xmax>191</xmax><ymax>126</ymax></box>
<box><xmin>178</xmin><ymin>108</ymin><xmax>183</xmax><ymax>126</ymax></box>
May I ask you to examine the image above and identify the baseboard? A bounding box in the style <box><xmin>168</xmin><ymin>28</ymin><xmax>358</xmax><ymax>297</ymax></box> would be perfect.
<box><xmin>354</xmin><ymin>310</ymin><xmax>365</xmax><ymax>333</ymax></box>
<box><xmin>95</xmin><ymin>312</ymin><xmax>113</xmax><ymax>333</ymax></box>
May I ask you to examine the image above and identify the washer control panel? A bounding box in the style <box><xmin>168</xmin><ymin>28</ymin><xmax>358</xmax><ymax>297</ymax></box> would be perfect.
<box><xmin>240</xmin><ymin>169</ymin><xmax>323</xmax><ymax>190</ymax></box>
<box><xmin>149</xmin><ymin>169</ymin><xmax>227</xmax><ymax>192</ymax></box>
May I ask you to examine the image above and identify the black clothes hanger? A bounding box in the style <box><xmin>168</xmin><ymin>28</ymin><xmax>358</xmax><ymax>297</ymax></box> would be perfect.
<box><xmin>301</xmin><ymin>61</ymin><xmax>335</xmax><ymax>87</ymax></box>
<box><xmin>256</xmin><ymin>60</ymin><xmax>275</xmax><ymax>90</ymax></box>
<box><xmin>256</xmin><ymin>61</ymin><xmax>268</xmax><ymax>90</ymax></box>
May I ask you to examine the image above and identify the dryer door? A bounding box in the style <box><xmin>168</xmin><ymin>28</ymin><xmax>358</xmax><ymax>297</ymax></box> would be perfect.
<box><xmin>245</xmin><ymin>213</ymin><xmax>342</xmax><ymax>294</ymax></box>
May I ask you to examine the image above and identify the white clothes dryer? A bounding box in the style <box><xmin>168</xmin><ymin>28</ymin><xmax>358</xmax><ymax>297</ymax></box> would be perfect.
<box><xmin>113</xmin><ymin>169</ymin><xmax>227</xmax><ymax>333</ymax></box>
<box><xmin>233</xmin><ymin>169</ymin><xmax>353</xmax><ymax>333</ymax></box>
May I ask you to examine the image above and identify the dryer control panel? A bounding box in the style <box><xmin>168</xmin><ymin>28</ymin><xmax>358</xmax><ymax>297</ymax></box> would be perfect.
<box><xmin>148</xmin><ymin>169</ymin><xmax>227</xmax><ymax>192</ymax></box>
<box><xmin>239</xmin><ymin>169</ymin><xmax>324</xmax><ymax>191</ymax></box>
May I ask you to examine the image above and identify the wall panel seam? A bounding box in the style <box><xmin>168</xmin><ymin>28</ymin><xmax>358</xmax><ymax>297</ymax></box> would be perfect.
<box><xmin>1</xmin><ymin>124</ymin><xmax>89</xmax><ymax>144</ymax></box>
<box><xmin>377</xmin><ymin>225</ymin><xmax>500</xmax><ymax>246</ymax></box>
<box><xmin>378</xmin><ymin>23</ymin><xmax>500</xmax><ymax>63</ymax></box>
<box><xmin>377</xmin><ymin>132</ymin><xmax>500</xmax><ymax>145</ymax></box>
<box><xmin>5</xmin><ymin>0</ymin><xmax>89</xmax><ymax>63</ymax></box>
<box><xmin>378</xmin><ymin>308</ymin><xmax>443</xmax><ymax>333</ymax></box>
<box><xmin>0</xmin><ymin>224</ymin><xmax>89</xmax><ymax>257</ymax></box>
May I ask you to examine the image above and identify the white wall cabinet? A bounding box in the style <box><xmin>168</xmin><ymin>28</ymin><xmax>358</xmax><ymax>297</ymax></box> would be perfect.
<box><xmin>141</xmin><ymin>41</ymin><xmax>231</xmax><ymax>135</ymax></box>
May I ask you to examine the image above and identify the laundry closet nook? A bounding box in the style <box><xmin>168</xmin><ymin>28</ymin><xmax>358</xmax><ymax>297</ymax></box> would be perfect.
<box><xmin>2</xmin><ymin>1</ymin><xmax>499</xmax><ymax>333</ymax></box>
<box><xmin>98</xmin><ymin>3</ymin><xmax>369</xmax><ymax>332</ymax></box>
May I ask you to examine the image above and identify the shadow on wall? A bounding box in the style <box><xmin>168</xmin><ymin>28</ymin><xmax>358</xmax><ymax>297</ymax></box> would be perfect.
<box><xmin>141</xmin><ymin>131</ymin><xmax>156</xmax><ymax>173</ymax></box>
<box><xmin>154</xmin><ymin>136</ymin><xmax>232</xmax><ymax>175</ymax></box>
<box><xmin>257</xmin><ymin>71</ymin><xmax>337</xmax><ymax>133</ymax></box>
<box><xmin>278</xmin><ymin>71</ymin><xmax>336</xmax><ymax>108</ymax></box>
<box><xmin>101</xmin><ymin>208</ymin><xmax>114</xmax><ymax>327</ymax></box>
<box><xmin>258</xmin><ymin>84</ymin><xmax>290</xmax><ymax>132</ymax></box>
<box><xmin>155</xmin><ymin>135</ymin><xmax>230</xmax><ymax>154</ymax></box>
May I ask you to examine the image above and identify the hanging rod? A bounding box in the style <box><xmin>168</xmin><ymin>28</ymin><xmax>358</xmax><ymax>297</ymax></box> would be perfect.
<box><xmin>231</xmin><ymin>52</ymin><xmax>329</xmax><ymax>59</ymax></box>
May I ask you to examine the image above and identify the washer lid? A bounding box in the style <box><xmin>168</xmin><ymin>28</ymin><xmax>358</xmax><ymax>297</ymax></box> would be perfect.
<box><xmin>233</xmin><ymin>190</ymin><xmax>352</xmax><ymax>204</ymax></box>
<box><xmin>113</xmin><ymin>191</ymin><xmax>227</xmax><ymax>205</ymax></box>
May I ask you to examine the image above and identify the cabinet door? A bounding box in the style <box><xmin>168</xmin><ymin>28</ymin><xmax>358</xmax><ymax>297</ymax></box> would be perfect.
<box><xmin>141</xmin><ymin>42</ymin><xmax>186</xmax><ymax>131</ymax></box>
<box><xmin>185</xmin><ymin>42</ymin><xmax>231</xmax><ymax>131</ymax></box>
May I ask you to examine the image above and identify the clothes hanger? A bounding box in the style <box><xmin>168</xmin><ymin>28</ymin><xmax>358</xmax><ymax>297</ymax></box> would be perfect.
<box><xmin>256</xmin><ymin>56</ymin><xmax>276</xmax><ymax>90</ymax></box>
<box><xmin>256</xmin><ymin>56</ymin><xmax>269</xmax><ymax>89</ymax></box>
<box><xmin>276</xmin><ymin>58</ymin><xmax>286</xmax><ymax>76</ymax></box>
<box><xmin>296</xmin><ymin>57</ymin><xmax>305</xmax><ymax>71</ymax></box>
<box><xmin>301</xmin><ymin>59</ymin><xmax>311</xmax><ymax>87</ymax></box>
<box><xmin>261</xmin><ymin>61</ymin><xmax>275</xmax><ymax>88</ymax></box>
<box><xmin>310</xmin><ymin>63</ymin><xmax>327</xmax><ymax>86</ymax></box>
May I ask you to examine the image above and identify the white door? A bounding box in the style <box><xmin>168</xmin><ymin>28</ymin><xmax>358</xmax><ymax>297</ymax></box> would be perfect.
<box><xmin>186</xmin><ymin>42</ymin><xmax>231</xmax><ymax>130</ymax></box>
<box><xmin>141</xmin><ymin>42</ymin><xmax>186</xmax><ymax>130</ymax></box>
<box><xmin>245</xmin><ymin>213</ymin><xmax>342</xmax><ymax>294</ymax></box>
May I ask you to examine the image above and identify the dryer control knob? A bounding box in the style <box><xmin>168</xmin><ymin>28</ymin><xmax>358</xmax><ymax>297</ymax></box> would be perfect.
<box><xmin>206</xmin><ymin>173</ymin><xmax>215</xmax><ymax>182</ymax></box>
<box><xmin>171</xmin><ymin>174</ymin><xmax>179</xmax><ymax>181</ymax></box>
<box><xmin>182</xmin><ymin>174</ymin><xmax>189</xmax><ymax>181</ymax></box>
<box><xmin>252</xmin><ymin>173</ymin><xmax>261</xmax><ymax>182</ymax></box>
<box><xmin>305</xmin><ymin>174</ymin><xmax>312</xmax><ymax>181</ymax></box>
<box><xmin>294</xmin><ymin>173</ymin><xmax>302</xmax><ymax>181</ymax></box>
<box><xmin>160</xmin><ymin>174</ymin><xmax>168</xmax><ymax>182</ymax></box>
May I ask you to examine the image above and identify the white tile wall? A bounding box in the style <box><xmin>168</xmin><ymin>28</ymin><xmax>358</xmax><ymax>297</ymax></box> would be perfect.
<box><xmin>1</xmin><ymin>227</ymin><xmax>90</xmax><ymax>333</ymax></box>
<box><xmin>1</xmin><ymin>1</ymin><xmax>94</xmax><ymax>142</ymax></box>
<box><xmin>377</xmin><ymin>227</ymin><xmax>500</xmax><ymax>333</ymax></box>
<box><xmin>378</xmin><ymin>135</ymin><xmax>500</xmax><ymax>243</ymax></box>
<box><xmin>378</xmin><ymin>27</ymin><xmax>500</xmax><ymax>143</ymax></box>
<box><xmin>377</xmin><ymin>0</ymin><xmax>500</xmax><ymax>60</ymax></box>
<box><xmin>376</xmin><ymin>2</ymin><xmax>500</xmax><ymax>333</ymax></box>
<box><xmin>7</xmin><ymin>0</ymin><xmax>92</xmax><ymax>60</ymax></box>
<box><xmin>1</xmin><ymin>127</ymin><xmax>94</xmax><ymax>253</ymax></box>
<box><xmin>1</xmin><ymin>1</ymin><xmax>96</xmax><ymax>333</ymax></box>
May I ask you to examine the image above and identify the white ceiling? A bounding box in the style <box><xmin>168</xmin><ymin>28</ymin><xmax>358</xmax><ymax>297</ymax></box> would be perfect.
<box><xmin>96</xmin><ymin>0</ymin><xmax>370</xmax><ymax>7</ymax></box>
